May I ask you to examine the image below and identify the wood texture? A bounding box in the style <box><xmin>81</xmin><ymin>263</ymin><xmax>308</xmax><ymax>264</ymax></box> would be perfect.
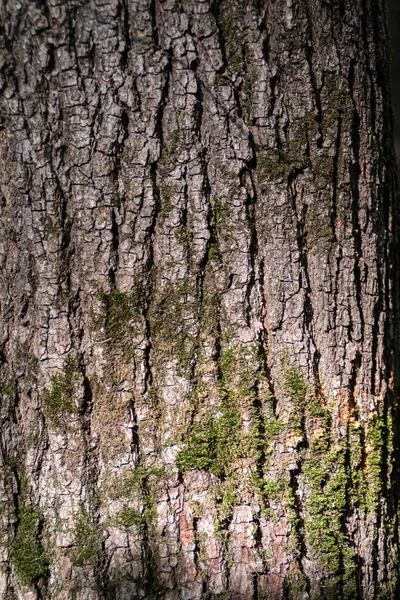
<box><xmin>0</xmin><ymin>0</ymin><xmax>398</xmax><ymax>598</ymax></box>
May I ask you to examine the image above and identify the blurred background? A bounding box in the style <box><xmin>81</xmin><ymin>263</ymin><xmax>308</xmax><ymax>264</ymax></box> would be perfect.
<box><xmin>388</xmin><ymin>0</ymin><xmax>400</xmax><ymax>167</ymax></box>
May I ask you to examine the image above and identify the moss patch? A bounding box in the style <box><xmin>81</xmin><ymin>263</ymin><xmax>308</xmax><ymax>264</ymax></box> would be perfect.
<box><xmin>148</xmin><ymin>277</ymin><xmax>198</xmax><ymax>376</ymax></box>
<box><xmin>177</xmin><ymin>346</ymin><xmax>242</xmax><ymax>477</ymax></box>
<box><xmin>177</xmin><ymin>401</ymin><xmax>242</xmax><ymax>477</ymax></box>
<box><xmin>42</xmin><ymin>355</ymin><xmax>81</xmax><ymax>424</ymax></box>
<box><xmin>110</xmin><ymin>466</ymin><xmax>165</xmax><ymax>534</ymax></box>
<box><xmin>8</xmin><ymin>479</ymin><xmax>48</xmax><ymax>585</ymax></box>
<box><xmin>177</xmin><ymin>342</ymin><xmax>270</xmax><ymax>482</ymax></box>
<box><xmin>9</xmin><ymin>506</ymin><xmax>48</xmax><ymax>584</ymax></box>
<box><xmin>70</xmin><ymin>508</ymin><xmax>102</xmax><ymax>567</ymax></box>
<box><xmin>257</xmin><ymin>113</ymin><xmax>319</xmax><ymax>185</ymax></box>
<box><xmin>98</xmin><ymin>287</ymin><xmax>145</xmax><ymax>359</ymax></box>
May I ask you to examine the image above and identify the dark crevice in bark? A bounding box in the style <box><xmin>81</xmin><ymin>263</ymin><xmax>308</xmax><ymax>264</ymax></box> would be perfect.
<box><xmin>341</xmin><ymin>436</ymin><xmax>359</xmax><ymax>600</ymax></box>
<box><xmin>192</xmin><ymin>54</ymin><xmax>203</xmax><ymax>138</ymax></box>
<box><xmin>330</xmin><ymin>113</ymin><xmax>342</xmax><ymax>243</ymax></box>
<box><xmin>288</xmin><ymin>465</ymin><xmax>309</xmax><ymax>594</ymax></box>
<box><xmin>149</xmin><ymin>0</ymin><xmax>159</xmax><ymax>49</ymax></box>
<box><xmin>260</xmin><ymin>13</ymin><xmax>270</xmax><ymax>64</ymax></box>
<box><xmin>331</xmin><ymin>247</ymin><xmax>343</xmax><ymax>336</ymax></box>
<box><xmin>142</xmin><ymin>162</ymin><xmax>160</xmax><ymax>395</ymax></box>
<box><xmin>267</xmin><ymin>72</ymin><xmax>278</xmax><ymax>120</ymax></box>
<box><xmin>349</xmin><ymin>107</ymin><xmax>365</xmax><ymax>346</ymax></box>
<box><xmin>192</xmin><ymin>514</ymin><xmax>201</xmax><ymax>576</ymax></box>
<box><xmin>108</xmin><ymin>207</ymin><xmax>119</xmax><ymax>288</ymax></box>
<box><xmin>119</xmin><ymin>0</ymin><xmax>131</xmax><ymax>71</ymax></box>
<box><xmin>198</xmin><ymin>163</ymin><xmax>213</xmax><ymax>280</ymax></box>
<box><xmin>241</xmin><ymin>168</ymin><xmax>258</xmax><ymax>329</ymax></box>
<box><xmin>361</xmin><ymin>0</ymin><xmax>377</xmax><ymax>131</ymax></box>
<box><xmin>129</xmin><ymin>395</ymin><xmax>140</xmax><ymax>457</ymax></box>
<box><xmin>304</xmin><ymin>0</ymin><xmax>324</xmax><ymax>145</ymax></box>
<box><xmin>349</xmin><ymin>350</ymin><xmax>362</xmax><ymax>412</ymax></box>
<box><xmin>81</xmin><ymin>371</ymin><xmax>93</xmax><ymax>418</ymax></box>
<box><xmin>288</xmin><ymin>174</ymin><xmax>319</xmax><ymax>377</ymax></box>
<box><xmin>370</xmin><ymin>300</ymin><xmax>381</xmax><ymax>397</ymax></box>
<box><xmin>113</xmin><ymin>108</ymin><xmax>129</xmax><ymax>195</ymax></box>
<box><xmin>67</xmin><ymin>5</ymin><xmax>86</xmax><ymax>96</ymax></box>
<box><xmin>371</xmin><ymin>516</ymin><xmax>382</xmax><ymax>600</ymax></box>
<box><xmin>209</xmin><ymin>2</ymin><xmax>229</xmax><ymax>75</ymax></box>
<box><xmin>141</xmin><ymin>50</ymin><xmax>172</xmax><ymax>393</ymax></box>
<box><xmin>258</xmin><ymin>258</ymin><xmax>278</xmax><ymax>405</ymax></box>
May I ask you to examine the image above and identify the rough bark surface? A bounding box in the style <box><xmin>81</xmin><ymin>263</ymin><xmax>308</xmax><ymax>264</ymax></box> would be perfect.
<box><xmin>0</xmin><ymin>0</ymin><xmax>398</xmax><ymax>598</ymax></box>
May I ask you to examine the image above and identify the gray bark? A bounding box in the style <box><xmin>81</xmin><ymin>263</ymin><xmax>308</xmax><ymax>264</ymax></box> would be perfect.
<box><xmin>0</xmin><ymin>0</ymin><xmax>398</xmax><ymax>598</ymax></box>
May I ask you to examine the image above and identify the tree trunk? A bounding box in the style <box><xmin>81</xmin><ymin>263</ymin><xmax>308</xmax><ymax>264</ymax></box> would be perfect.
<box><xmin>0</xmin><ymin>0</ymin><xmax>398</xmax><ymax>598</ymax></box>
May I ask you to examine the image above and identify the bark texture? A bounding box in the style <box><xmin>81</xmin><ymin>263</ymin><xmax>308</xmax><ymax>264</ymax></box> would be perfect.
<box><xmin>0</xmin><ymin>0</ymin><xmax>398</xmax><ymax>598</ymax></box>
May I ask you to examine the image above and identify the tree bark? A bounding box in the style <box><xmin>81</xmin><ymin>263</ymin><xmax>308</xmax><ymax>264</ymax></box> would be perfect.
<box><xmin>0</xmin><ymin>0</ymin><xmax>398</xmax><ymax>598</ymax></box>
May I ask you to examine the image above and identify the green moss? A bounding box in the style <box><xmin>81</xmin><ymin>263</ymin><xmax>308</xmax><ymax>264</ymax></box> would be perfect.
<box><xmin>8</xmin><ymin>478</ymin><xmax>48</xmax><ymax>585</ymax></box>
<box><xmin>43</xmin><ymin>214</ymin><xmax>61</xmax><ymax>235</ymax></box>
<box><xmin>247</xmin><ymin>399</ymin><xmax>281</xmax><ymax>468</ymax></box>
<box><xmin>0</xmin><ymin>376</ymin><xmax>16</xmax><ymax>420</ymax></box>
<box><xmin>264</xmin><ymin>414</ymin><xmax>284</xmax><ymax>439</ymax></box>
<box><xmin>98</xmin><ymin>287</ymin><xmax>145</xmax><ymax>359</ymax></box>
<box><xmin>365</xmin><ymin>414</ymin><xmax>385</xmax><ymax>512</ymax></box>
<box><xmin>257</xmin><ymin>151</ymin><xmax>289</xmax><ymax>183</ymax></box>
<box><xmin>177</xmin><ymin>341</ymin><xmax>275</xmax><ymax>490</ymax></box>
<box><xmin>283</xmin><ymin>570</ymin><xmax>308</xmax><ymax>596</ymax></box>
<box><xmin>212</xmin><ymin>593</ymin><xmax>230</xmax><ymax>600</ymax></box>
<box><xmin>281</xmin><ymin>354</ymin><xmax>309</xmax><ymax>403</ymax></box>
<box><xmin>107</xmin><ymin>468</ymin><xmax>166</xmax><ymax>597</ymax></box>
<box><xmin>208</xmin><ymin>240</ymin><xmax>221</xmax><ymax>261</ymax></box>
<box><xmin>280</xmin><ymin>353</ymin><xmax>310</xmax><ymax>438</ymax></box>
<box><xmin>113</xmin><ymin>507</ymin><xmax>144</xmax><ymax>529</ymax></box>
<box><xmin>159</xmin><ymin>182</ymin><xmax>179</xmax><ymax>226</ymax></box>
<box><xmin>312</xmin><ymin>152</ymin><xmax>335</xmax><ymax>188</ymax></box>
<box><xmin>321</xmin><ymin>74</ymin><xmax>353</xmax><ymax>129</ymax></box>
<box><xmin>9</xmin><ymin>505</ymin><xmax>48</xmax><ymax>585</ymax></box>
<box><xmin>251</xmin><ymin>470</ymin><xmax>288</xmax><ymax>519</ymax></box>
<box><xmin>177</xmin><ymin>341</ymin><xmax>275</xmax><ymax>485</ymax></box>
<box><xmin>257</xmin><ymin>113</ymin><xmax>318</xmax><ymax>184</ymax></box>
<box><xmin>54</xmin><ymin>289</ymin><xmax>74</xmax><ymax>309</ymax></box>
<box><xmin>346</xmin><ymin>410</ymin><xmax>393</xmax><ymax>515</ymax></box>
<box><xmin>196</xmin><ymin>531</ymin><xmax>208</xmax><ymax>564</ymax></box>
<box><xmin>258</xmin><ymin>478</ymin><xmax>286</xmax><ymax>502</ymax></box>
<box><xmin>176</xmin><ymin>400</ymin><xmax>242</xmax><ymax>477</ymax></box>
<box><xmin>213</xmin><ymin>482</ymin><xmax>238</xmax><ymax>533</ymax></box>
<box><xmin>217</xmin><ymin>6</ymin><xmax>244</xmax><ymax>73</ymax></box>
<box><xmin>214</xmin><ymin>198</ymin><xmax>232</xmax><ymax>232</ymax></box>
<box><xmin>177</xmin><ymin>346</ymin><xmax>240</xmax><ymax>477</ymax></box>
<box><xmin>301</xmin><ymin>420</ymin><xmax>357</xmax><ymax>587</ymax></box>
<box><xmin>347</xmin><ymin>420</ymin><xmax>366</xmax><ymax>504</ymax></box>
<box><xmin>159</xmin><ymin>129</ymin><xmax>182</xmax><ymax>169</ymax></box>
<box><xmin>70</xmin><ymin>509</ymin><xmax>102</xmax><ymax>567</ymax></box>
<box><xmin>111</xmin><ymin>466</ymin><xmax>164</xmax><ymax>533</ymax></box>
<box><xmin>214</xmin><ymin>73</ymin><xmax>229</xmax><ymax>86</ymax></box>
<box><xmin>276</xmin><ymin>354</ymin><xmax>357</xmax><ymax>586</ymax></box>
<box><xmin>303</xmin><ymin>455</ymin><xmax>351</xmax><ymax>572</ymax></box>
<box><xmin>305</xmin><ymin>195</ymin><xmax>334</xmax><ymax>253</ymax></box>
<box><xmin>241</xmin><ymin>48</ymin><xmax>258</xmax><ymax>120</ymax></box>
<box><xmin>112</xmin><ymin>466</ymin><xmax>165</xmax><ymax>498</ymax></box>
<box><xmin>174</xmin><ymin>225</ymin><xmax>194</xmax><ymax>252</ymax></box>
<box><xmin>42</xmin><ymin>355</ymin><xmax>81</xmax><ymax>423</ymax></box>
<box><xmin>148</xmin><ymin>277</ymin><xmax>198</xmax><ymax>375</ymax></box>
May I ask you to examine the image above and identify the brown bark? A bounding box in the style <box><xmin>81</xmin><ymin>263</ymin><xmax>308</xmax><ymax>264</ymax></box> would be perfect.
<box><xmin>0</xmin><ymin>0</ymin><xmax>398</xmax><ymax>598</ymax></box>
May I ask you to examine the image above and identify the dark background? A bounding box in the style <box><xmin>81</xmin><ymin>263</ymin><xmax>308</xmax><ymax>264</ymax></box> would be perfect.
<box><xmin>388</xmin><ymin>0</ymin><xmax>400</xmax><ymax>165</ymax></box>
